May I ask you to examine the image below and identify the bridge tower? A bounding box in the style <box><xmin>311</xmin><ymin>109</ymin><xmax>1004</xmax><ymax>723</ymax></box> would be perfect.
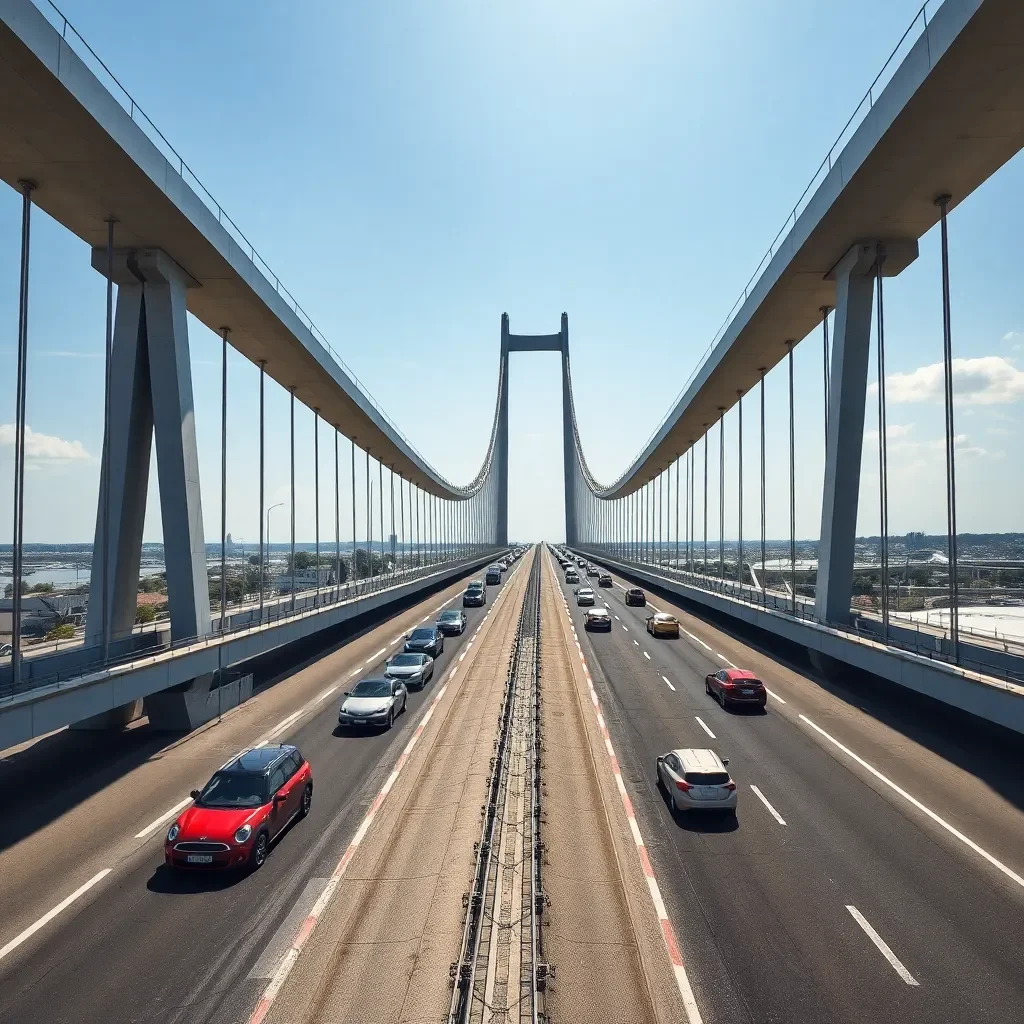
<box><xmin>502</xmin><ymin>313</ymin><xmax>573</xmax><ymax>545</ymax></box>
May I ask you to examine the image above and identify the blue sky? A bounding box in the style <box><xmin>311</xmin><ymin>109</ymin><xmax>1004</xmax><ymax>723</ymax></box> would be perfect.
<box><xmin>1</xmin><ymin>0</ymin><xmax>1022</xmax><ymax>546</ymax></box>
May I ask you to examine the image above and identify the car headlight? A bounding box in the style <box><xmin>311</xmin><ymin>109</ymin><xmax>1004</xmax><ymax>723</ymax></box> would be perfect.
<box><xmin>234</xmin><ymin>824</ymin><xmax>252</xmax><ymax>844</ymax></box>
<box><xmin>167</xmin><ymin>823</ymin><xmax>180</xmax><ymax>842</ymax></box>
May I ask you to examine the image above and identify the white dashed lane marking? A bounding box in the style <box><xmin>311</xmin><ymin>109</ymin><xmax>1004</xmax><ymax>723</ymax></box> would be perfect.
<box><xmin>846</xmin><ymin>906</ymin><xmax>919</xmax><ymax>986</ymax></box>
<box><xmin>750</xmin><ymin>784</ymin><xmax>786</xmax><ymax>826</ymax></box>
<box><xmin>694</xmin><ymin>716</ymin><xmax>715</xmax><ymax>739</ymax></box>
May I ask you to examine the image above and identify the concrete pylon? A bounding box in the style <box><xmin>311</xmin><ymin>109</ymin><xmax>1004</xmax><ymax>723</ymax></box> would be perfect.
<box><xmin>497</xmin><ymin>314</ymin><xmax>510</xmax><ymax>547</ymax></box>
<box><xmin>560</xmin><ymin>313</ymin><xmax>576</xmax><ymax>546</ymax></box>
<box><xmin>85</xmin><ymin>248</ymin><xmax>214</xmax><ymax>730</ymax></box>
<box><xmin>815</xmin><ymin>241</ymin><xmax>917</xmax><ymax>624</ymax></box>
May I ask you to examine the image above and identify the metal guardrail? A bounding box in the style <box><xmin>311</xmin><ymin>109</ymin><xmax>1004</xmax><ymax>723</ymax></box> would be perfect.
<box><xmin>0</xmin><ymin>549</ymin><xmax>506</xmax><ymax>702</ymax></box>
<box><xmin>573</xmin><ymin>545</ymin><xmax>1024</xmax><ymax>691</ymax></box>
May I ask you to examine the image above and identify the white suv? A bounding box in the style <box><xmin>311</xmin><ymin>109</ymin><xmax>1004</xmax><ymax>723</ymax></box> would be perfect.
<box><xmin>657</xmin><ymin>748</ymin><xmax>736</xmax><ymax>814</ymax></box>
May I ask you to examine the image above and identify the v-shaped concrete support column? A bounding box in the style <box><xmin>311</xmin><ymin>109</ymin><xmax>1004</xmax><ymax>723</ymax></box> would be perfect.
<box><xmin>87</xmin><ymin>249</ymin><xmax>211</xmax><ymax>650</ymax></box>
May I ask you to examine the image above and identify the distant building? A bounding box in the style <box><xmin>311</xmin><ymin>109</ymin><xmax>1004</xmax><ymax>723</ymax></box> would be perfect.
<box><xmin>275</xmin><ymin>567</ymin><xmax>337</xmax><ymax>593</ymax></box>
<box><xmin>0</xmin><ymin>594</ymin><xmax>88</xmax><ymax>638</ymax></box>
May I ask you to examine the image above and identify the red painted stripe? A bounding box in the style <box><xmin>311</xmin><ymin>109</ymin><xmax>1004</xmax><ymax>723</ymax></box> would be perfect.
<box><xmin>293</xmin><ymin>914</ymin><xmax>317</xmax><ymax>948</ymax></box>
<box><xmin>638</xmin><ymin>845</ymin><xmax>655</xmax><ymax>877</ymax></box>
<box><xmin>609</xmin><ymin>754</ymin><xmax>620</xmax><ymax>774</ymax></box>
<box><xmin>249</xmin><ymin>998</ymin><xmax>271</xmax><ymax>1024</ymax></box>
<box><xmin>661</xmin><ymin>918</ymin><xmax>685</xmax><ymax>966</ymax></box>
<box><xmin>621</xmin><ymin>792</ymin><xmax>635</xmax><ymax>821</ymax></box>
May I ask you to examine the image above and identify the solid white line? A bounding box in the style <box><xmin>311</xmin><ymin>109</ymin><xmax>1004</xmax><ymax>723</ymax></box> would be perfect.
<box><xmin>800</xmin><ymin>714</ymin><xmax>1024</xmax><ymax>889</ymax></box>
<box><xmin>134</xmin><ymin>796</ymin><xmax>193</xmax><ymax>839</ymax></box>
<box><xmin>0</xmin><ymin>869</ymin><xmax>112</xmax><ymax>963</ymax></box>
<box><xmin>249</xmin><ymin>877</ymin><xmax>330</xmax><ymax>979</ymax></box>
<box><xmin>750</xmin><ymin>784</ymin><xmax>786</xmax><ymax>826</ymax></box>
<box><xmin>846</xmin><ymin>905</ymin><xmax>919</xmax><ymax>986</ymax></box>
<box><xmin>643</xmin><ymin>651</ymin><xmax>651</xmax><ymax>660</ymax></box>
<box><xmin>764</xmin><ymin>686</ymin><xmax>787</xmax><ymax>704</ymax></box>
<box><xmin>662</xmin><ymin>675</ymin><xmax>676</xmax><ymax>692</ymax></box>
<box><xmin>682</xmin><ymin>628</ymin><xmax>712</xmax><ymax>651</ymax></box>
<box><xmin>694</xmin><ymin>716</ymin><xmax>715</xmax><ymax>738</ymax></box>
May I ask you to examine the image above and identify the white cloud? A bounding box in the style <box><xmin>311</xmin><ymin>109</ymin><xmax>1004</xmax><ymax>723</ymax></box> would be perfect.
<box><xmin>0</xmin><ymin>424</ymin><xmax>91</xmax><ymax>461</ymax></box>
<box><xmin>864</xmin><ymin>423</ymin><xmax>913</xmax><ymax>442</ymax></box>
<box><xmin>861</xmin><ymin>427</ymin><xmax>987</xmax><ymax>461</ymax></box>
<box><xmin>869</xmin><ymin>356</ymin><xmax>1024</xmax><ymax>405</ymax></box>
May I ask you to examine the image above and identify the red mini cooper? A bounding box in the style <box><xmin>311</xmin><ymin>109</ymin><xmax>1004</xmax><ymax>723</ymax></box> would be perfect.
<box><xmin>164</xmin><ymin>744</ymin><xmax>312</xmax><ymax>871</ymax></box>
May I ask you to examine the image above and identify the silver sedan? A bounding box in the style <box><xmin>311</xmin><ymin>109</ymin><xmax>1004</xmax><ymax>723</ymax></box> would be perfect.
<box><xmin>385</xmin><ymin>652</ymin><xmax>434</xmax><ymax>689</ymax></box>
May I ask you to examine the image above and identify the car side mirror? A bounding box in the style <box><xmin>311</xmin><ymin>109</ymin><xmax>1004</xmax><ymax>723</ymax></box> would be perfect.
<box><xmin>274</xmin><ymin>793</ymin><xmax>287</xmax><ymax>804</ymax></box>
<box><xmin>343</xmin><ymin>690</ymin><xmax>351</xmax><ymax>697</ymax></box>
<box><xmin>722</xmin><ymin>757</ymin><xmax>730</xmax><ymax>766</ymax></box>
<box><xmin>656</xmin><ymin>756</ymin><xmax>664</xmax><ymax>764</ymax></box>
<box><xmin>190</xmin><ymin>789</ymin><xmax>200</xmax><ymax>799</ymax></box>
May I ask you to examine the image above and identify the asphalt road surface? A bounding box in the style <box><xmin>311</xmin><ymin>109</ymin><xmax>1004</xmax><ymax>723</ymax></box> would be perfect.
<box><xmin>0</xmin><ymin>561</ymin><xmax>524</xmax><ymax>1024</ymax></box>
<box><xmin>553</xmin><ymin>551</ymin><xmax>1024</xmax><ymax>1024</ymax></box>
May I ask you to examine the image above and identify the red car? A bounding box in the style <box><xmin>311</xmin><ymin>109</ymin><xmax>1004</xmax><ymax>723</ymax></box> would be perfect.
<box><xmin>706</xmin><ymin>668</ymin><xmax>767</xmax><ymax>710</ymax></box>
<box><xmin>164</xmin><ymin>744</ymin><xmax>312</xmax><ymax>871</ymax></box>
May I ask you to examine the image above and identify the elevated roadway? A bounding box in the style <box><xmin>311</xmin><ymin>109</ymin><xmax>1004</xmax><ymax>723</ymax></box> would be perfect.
<box><xmin>0</xmin><ymin>0</ymin><xmax>484</xmax><ymax>497</ymax></box>
<box><xmin>552</xmin><ymin>549</ymin><xmax>1024</xmax><ymax>1023</ymax></box>
<box><xmin>585</xmin><ymin>0</ymin><xmax>1024</xmax><ymax>493</ymax></box>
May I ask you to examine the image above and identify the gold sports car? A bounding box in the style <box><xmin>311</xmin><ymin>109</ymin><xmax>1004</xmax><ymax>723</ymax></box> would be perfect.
<box><xmin>646</xmin><ymin>612</ymin><xmax>680</xmax><ymax>638</ymax></box>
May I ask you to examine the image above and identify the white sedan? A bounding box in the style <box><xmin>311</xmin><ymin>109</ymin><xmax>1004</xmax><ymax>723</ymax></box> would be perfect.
<box><xmin>575</xmin><ymin>587</ymin><xmax>596</xmax><ymax>606</ymax></box>
<box><xmin>657</xmin><ymin>748</ymin><xmax>737</xmax><ymax>814</ymax></box>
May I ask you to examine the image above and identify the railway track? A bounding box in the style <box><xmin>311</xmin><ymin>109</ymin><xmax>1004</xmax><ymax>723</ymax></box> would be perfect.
<box><xmin>450</xmin><ymin>552</ymin><xmax>549</xmax><ymax>1024</ymax></box>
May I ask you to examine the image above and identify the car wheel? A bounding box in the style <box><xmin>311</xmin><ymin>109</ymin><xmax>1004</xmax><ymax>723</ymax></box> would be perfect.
<box><xmin>402</xmin><ymin>694</ymin><xmax>408</xmax><ymax>714</ymax></box>
<box><xmin>719</xmin><ymin>689</ymin><xmax>728</xmax><ymax>709</ymax></box>
<box><xmin>250</xmin><ymin>831</ymin><xmax>269</xmax><ymax>870</ymax></box>
<box><xmin>705</xmin><ymin>678</ymin><xmax>711</xmax><ymax>694</ymax></box>
<box><xmin>387</xmin><ymin>709</ymin><xmax>394</xmax><ymax>729</ymax></box>
<box><xmin>299</xmin><ymin>783</ymin><xmax>313</xmax><ymax>819</ymax></box>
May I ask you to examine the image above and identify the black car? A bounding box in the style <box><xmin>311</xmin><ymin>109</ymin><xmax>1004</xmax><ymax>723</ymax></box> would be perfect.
<box><xmin>598</xmin><ymin>574</ymin><xmax>613</xmax><ymax>587</ymax></box>
<box><xmin>485</xmin><ymin>567</ymin><xmax>502</xmax><ymax>585</ymax></box>
<box><xmin>405</xmin><ymin>626</ymin><xmax>444</xmax><ymax>657</ymax></box>
<box><xmin>437</xmin><ymin>609</ymin><xmax>468</xmax><ymax>635</ymax></box>
<box><xmin>463</xmin><ymin>581</ymin><xmax>486</xmax><ymax>607</ymax></box>
<box><xmin>625</xmin><ymin>587</ymin><xmax>647</xmax><ymax>606</ymax></box>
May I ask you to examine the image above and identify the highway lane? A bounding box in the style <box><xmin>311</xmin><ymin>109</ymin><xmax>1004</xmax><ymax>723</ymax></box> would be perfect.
<box><xmin>0</xmin><ymin>558</ymin><xmax>523</xmax><ymax>1024</ymax></box>
<box><xmin>551</xmin><ymin>551</ymin><xmax>1024</xmax><ymax>1024</ymax></box>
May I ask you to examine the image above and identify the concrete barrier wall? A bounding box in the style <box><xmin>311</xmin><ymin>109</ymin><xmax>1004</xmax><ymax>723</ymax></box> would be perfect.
<box><xmin>571</xmin><ymin>549</ymin><xmax>1024</xmax><ymax>737</ymax></box>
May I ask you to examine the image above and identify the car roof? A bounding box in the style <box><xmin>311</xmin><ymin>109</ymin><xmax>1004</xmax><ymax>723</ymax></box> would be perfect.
<box><xmin>226</xmin><ymin>744</ymin><xmax>295</xmax><ymax>773</ymax></box>
<box><xmin>627</xmin><ymin>587</ymin><xmax>644</xmax><ymax>593</ymax></box>
<box><xmin>654</xmin><ymin>612</ymin><xmax>677</xmax><ymax>620</ymax></box>
<box><xmin>671</xmin><ymin>748</ymin><xmax>727</xmax><ymax>771</ymax></box>
<box><xmin>725</xmin><ymin>668</ymin><xmax>758</xmax><ymax>680</ymax></box>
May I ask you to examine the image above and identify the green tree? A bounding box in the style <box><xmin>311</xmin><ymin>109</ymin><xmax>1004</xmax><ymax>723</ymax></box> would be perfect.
<box><xmin>45</xmin><ymin>623</ymin><xmax>75</xmax><ymax>641</ymax></box>
<box><xmin>135</xmin><ymin>603</ymin><xmax>157</xmax><ymax>625</ymax></box>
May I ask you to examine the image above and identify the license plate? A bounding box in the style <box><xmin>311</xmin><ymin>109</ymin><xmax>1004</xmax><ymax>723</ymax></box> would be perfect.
<box><xmin>696</xmin><ymin>786</ymin><xmax>720</xmax><ymax>800</ymax></box>
<box><xmin>186</xmin><ymin>854</ymin><xmax>214</xmax><ymax>864</ymax></box>
<box><xmin>741</xmin><ymin>689</ymin><xmax>754</xmax><ymax>695</ymax></box>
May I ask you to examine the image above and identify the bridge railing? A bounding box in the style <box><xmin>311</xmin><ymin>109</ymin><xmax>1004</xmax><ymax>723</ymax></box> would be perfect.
<box><xmin>573</xmin><ymin>545</ymin><xmax>1024</xmax><ymax>691</ymax></box>
<box><xmin>0</xmin><ymin>548</ymin><xmax>505</xmax><ymax>702</ymax></box>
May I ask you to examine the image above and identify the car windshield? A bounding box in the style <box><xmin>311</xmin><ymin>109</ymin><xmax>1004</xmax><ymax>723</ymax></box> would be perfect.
<box><xmin>440</xmin><ymin>611</ymin><xmax>461</xmax><ymax>621</ymax></box>
<box><xmin>351</xmin><ymin>678</ymin><xmax>392</xmax><ymax>697</ymax></box>
<box><xmin>390</xmin><ymin>654</ymin><xmax>424</xmax><ymax>667</ymax></box>
<box><xmin>684</xmin><ymin>771</ymin><xmax>730</xmax><ymax>786</ymax></box>
<box><xmin>657</xmin><ymin>614</ymin><xmax>676</xmax><ymax>622</ymax></box>
<box><xmin>197</xmin><ymin>771</ymin><xmax>266</xmax><ymax>809</ymax></box>
<box><xmin>409</xmin><ymin>628</ymin><xmax>434</xmax><ymax>640</ymax></box>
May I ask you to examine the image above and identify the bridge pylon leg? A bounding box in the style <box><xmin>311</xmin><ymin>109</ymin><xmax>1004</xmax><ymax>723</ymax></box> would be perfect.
<box><xmin>83</xmin><ymin>248</ymin><xmax>215</xmax><ymax>730</ymax></box>
<box><xmin>815</xmin><ymin>241</ymin><xmax>917</xmax><ymax>625</ymax></box>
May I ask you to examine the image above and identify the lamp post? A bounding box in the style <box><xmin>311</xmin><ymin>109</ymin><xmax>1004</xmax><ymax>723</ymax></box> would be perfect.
<box><xmin>266</xmin><ymin>502</ymin><xmax>285</xmax><ymax>603</ymax></box>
